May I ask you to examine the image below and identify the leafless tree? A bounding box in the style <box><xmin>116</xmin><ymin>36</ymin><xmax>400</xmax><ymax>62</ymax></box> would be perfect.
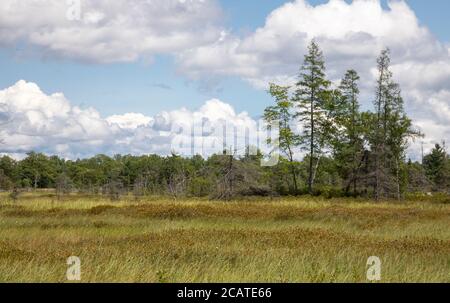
<box><xmin>133</xmin><ymin>174</ymin><xmax>148</xmax><ymax>201</ymax></box>
<box><xmin>213</xmin><ymin>149</ymin><xmax>269</xmax><ymax>200</ymax></box>
<box><xmin>56</xmin><ymin>173</ymin><xmax>72</xmax><ymax>200</ymax></box>
<box><xmin>104</xmin><ymin>178</ymin><xmax>125</xmax><ymax>202</ymax></box>
<box><xmin>167</xmin><ymin>172</ymin><xmax>187</xmax><ymax>199</ymax></box>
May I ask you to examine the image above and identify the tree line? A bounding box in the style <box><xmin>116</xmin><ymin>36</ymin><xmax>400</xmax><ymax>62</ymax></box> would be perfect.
<box><xmin>0</xmin><ymin>144</ymin><xmax>448</xmax><ymax>201</ymax></box>
<box><xmin>0</xmin><ymin>41</ymin><xmax>449</xmax><ymax>200</ymax></box>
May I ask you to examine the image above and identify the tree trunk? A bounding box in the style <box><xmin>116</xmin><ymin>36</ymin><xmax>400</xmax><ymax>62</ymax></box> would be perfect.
<box><xmin>311</xmin><ymin>154</ymin><xmax>322</xmax><ymax>189</ymax></box>
<box><xmin>34</xmin><ymin>174</ymin><xmax>38</xmax><ymax>190</ymax></box>
<box><xmin>309</xmin><ymin>92</ymin><xmax>315</xmax><ymax>194</ymax></box>
<box><xmin>375</xmin><ymin>65</ymin><xmax>385</xmax><ymax>202</ymax></box>
<box><xmin>291</xmin><ymin>164</ymin><xmax>298</xmax><ymax>194</ymax></box>
<box><xmin>287</xmin><ymin>147</ymin><xmax>298</xmax><ymax>194</ymax></box>
<box><xmin>396</xmin><ymin>158</ymin><xmax>401</xmax><ymax>201</ymax></box>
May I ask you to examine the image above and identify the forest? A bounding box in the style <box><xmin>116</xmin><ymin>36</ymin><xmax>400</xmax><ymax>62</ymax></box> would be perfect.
<box><xmin>1</xmin><ymin>42</ymin><xmax>449</xmax><ymax>201</ymax></box>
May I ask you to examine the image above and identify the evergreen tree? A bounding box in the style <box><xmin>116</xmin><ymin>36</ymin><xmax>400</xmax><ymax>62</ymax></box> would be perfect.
<box><xmin>385</xmin><ymin>84</ymin><xmax>420</xmax><ymax>199</ymax></box>
<box><xmin>371</xmin><ymin>49</ymin><xmax>421</xmax><ymax>200</ymax></box>
<box><xmin>423</xmin><ymin>143</ymin><xmax>449</xmax><ymax>191</ymax></box>
<box><xmin>406</xmin><ymin>159</ymin><xmax>431</xmax><ymax>193</ymax></box>
<box><xmin>294</xmin><ymin>40</ymin><xmax>331</xmax><ymax>194</ymax></box>
<box><xmin>373</xmin><ymin>49</ymin><xmax>392</xmax><ymax>200</ymax></box>
<box><xmin>333</xmin><ymin>70</ymin><xmax>365</xmax><ymax>194</ymax></box>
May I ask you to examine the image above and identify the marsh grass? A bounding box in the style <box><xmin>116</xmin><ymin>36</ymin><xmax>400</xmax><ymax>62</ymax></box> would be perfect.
<box><xmin>0</xmin><ymin>193</ymin><xmax>448</xmax><ymax>282</ymax></box>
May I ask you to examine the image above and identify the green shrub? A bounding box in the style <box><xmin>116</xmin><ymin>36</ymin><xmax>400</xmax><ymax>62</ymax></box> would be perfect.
<box><xmin>188</xmin><ymin>177</ymin><xmax>212</xmax><ymax>197</ymax></box>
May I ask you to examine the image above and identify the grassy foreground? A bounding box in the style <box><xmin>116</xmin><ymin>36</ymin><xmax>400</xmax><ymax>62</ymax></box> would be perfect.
<box><xmin>0</xmin><ymin>192</ymin><xmax>449</xmax><ymax>282</ymax></box>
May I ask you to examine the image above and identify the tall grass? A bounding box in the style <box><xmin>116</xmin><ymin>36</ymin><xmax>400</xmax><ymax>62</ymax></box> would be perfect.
<box><xmin>0</xmin><ymin>193</ymin><xmax>448</xmax><ymax>282</ymax></box>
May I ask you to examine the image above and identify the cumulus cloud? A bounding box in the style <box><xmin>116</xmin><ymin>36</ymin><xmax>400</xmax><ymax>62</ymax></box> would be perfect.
<box><xmin>0</xmin><ymin>0</ymin><xmax>223</xmax><ymax>63</ymax></box>
<box><xmin>177</xmin><ymin>0</ymin><xmax>446</xmax><ymax>86</ymax></box>
<box><xmin>1</xmin><ymin>0</ymin><xmax>448</xmax><ymax>159</ymax></box>
<box><xmin>176</xmin><ymin>0</ymin><xmax>450</xmax><ymax>158</ymax></box>
<box><xmin>106</xmin><ymin>113</ymin><xmax>153</xmax><ymax>129</ymax></box>
<box><xmin>0</xmin><ymin>81</ymin><xmax>264</xmax><ymax>159</ymax></box>
<box><xmin>0</xmin><ymin>80</ymin><xmax>119</xmax><ymax>157</ymax></box>
<box><xmin>404</xmin><ymin>89</ymin><xmax>450</xmax><ymax>156</ymax></box>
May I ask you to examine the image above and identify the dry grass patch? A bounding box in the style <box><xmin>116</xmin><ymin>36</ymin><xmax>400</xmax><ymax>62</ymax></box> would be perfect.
<box><xmin>0</xmin><ymin>194</ymin><xmax>448</xmax><ymax>282</ymax></box>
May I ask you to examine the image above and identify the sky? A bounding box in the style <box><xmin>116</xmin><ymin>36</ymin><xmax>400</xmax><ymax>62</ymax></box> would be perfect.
<box><xmin>0</xmin><ymin>0</ymin><xmax>449</xmax><ymax>160</ymax></box>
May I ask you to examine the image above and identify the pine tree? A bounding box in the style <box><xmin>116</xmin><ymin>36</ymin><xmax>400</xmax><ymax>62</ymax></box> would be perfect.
<box><xmin>385</xmin><ymin>84</ymin><xmax>419</xmax><ymax>199</ymax></box>
<box><xmin>423</xmin><ymin>143</ymin><xmax>449</xmax><ymax>191</ymax></box>
<box><xmin>373</xmin><ymin>49</ymin><xmax>392</xmax><ymax>200</ymax></box>
<box><xmin>372</xmin><ymin>49</ymin><xmax>421</xmax><ymax>200</ymax></box>
<box><xmin>295</xmin><ymin>40</ymin><xmax>331</xmax><ymax>194</ymax></box>
<box><xmin>334</xmin><ymin>69</ymin><xmax>364</xmax><ymax>194</ymax></box>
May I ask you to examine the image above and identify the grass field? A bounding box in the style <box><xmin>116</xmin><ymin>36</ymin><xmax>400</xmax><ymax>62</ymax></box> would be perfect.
<box><xmin>0</xmin><ymin>192</ymin><xmax>449</xmax><ymax>282</ymax></box>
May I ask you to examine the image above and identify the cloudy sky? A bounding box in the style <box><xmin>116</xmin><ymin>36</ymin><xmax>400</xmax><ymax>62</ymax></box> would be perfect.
<box><xmin>0</xmin><ymin>0</ymin><xmax>449</xmax><ymax>159</ymax></box>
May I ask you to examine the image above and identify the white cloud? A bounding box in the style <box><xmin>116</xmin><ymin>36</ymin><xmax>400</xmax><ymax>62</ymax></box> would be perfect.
<box><xmin>176</xmin><ymin>0</ymin><xmax>450</xmax><ymax>158</ymax></box>
<box><xmin>0</xmin><ymin>81</ymin><xmax>262</xmax><ymax>159</ymax></box>
<box><xmin>405</xmin><ymin>89</ymin><xmax>450</xmax><ymax>157</ymax></box>
<box><xmin>1</xmin><ymin>0</ymin><xmax>448</xmax><ymax>159</ymax></box>
<box><xmin>107</xmin><ymin>113</ymin><xmax>153</xmax><ymax>129</ymax></box>
<box><xmin>0</xmin><ymin>0</ymin><xmax>223</xmax><ymax>63</ymax></box>
<box><xmin>0</xmin><ymin>80</ymin><xmax>117</xmax><ymax>157</ymax></box>
<box><xmin>177</xmin><ymin>0</ymin><xmax>447</xmax><ymax>86</ymax></box>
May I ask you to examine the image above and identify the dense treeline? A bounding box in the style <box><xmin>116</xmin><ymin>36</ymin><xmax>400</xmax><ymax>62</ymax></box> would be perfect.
<box><xmin>0</xmin><ymin>144</ymin><xmax>448</xmax><ymax>200</ymax></box>
<box><xmin>0</xmin><ymin>41</ymin><xmax>449</xmax><ymax>200</ymax></box>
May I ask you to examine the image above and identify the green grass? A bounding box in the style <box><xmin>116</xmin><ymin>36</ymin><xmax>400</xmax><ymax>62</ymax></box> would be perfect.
<box><xmin>0</xmin><ymin>192</ymin><xmax>449</xmax><ymax>282</ymax></box>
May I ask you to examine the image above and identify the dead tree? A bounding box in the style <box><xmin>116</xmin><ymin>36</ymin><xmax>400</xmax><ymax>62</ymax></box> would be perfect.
<box><xmin>55</xmin><ymin>173</ymin><xmax>72</xmax><ymax>200</ymax></box>
<box><xmin>133</xmin><ymin>174</ymin><xmax>148</xmax><ymax>201</ymax></box>
<box><xmin>214</xmin><ymin>152</ymin><xmax>237</xmax><ymax>200</ymax></box>
<box><xmin>167</xmin><ymin>172</ymin><xmax>187</xmax><ymax>199</ymax></box>
<box><xmin>104</xmin><ymin>178</ymin><xmax>124</xmax><ymax>202</ymax></box>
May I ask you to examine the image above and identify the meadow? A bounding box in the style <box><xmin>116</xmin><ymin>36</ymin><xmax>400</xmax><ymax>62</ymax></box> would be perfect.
<box><xmin>0</xmin><ymin>192</ymin><xmax>449</xmax><ymax>283</ymax></box>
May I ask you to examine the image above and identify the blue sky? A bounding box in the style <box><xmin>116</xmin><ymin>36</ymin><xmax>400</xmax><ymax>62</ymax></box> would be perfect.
<box><xmin>1</xmin><ymin>0</ymin><xmax>448</xmax><ymax>118</ymax></box>
<box><xmin>223</xmin><ymin>0</ymin><xmax>450</xmax><ymax>42</ymax></box>
<box><xmin>0</xmin><ymin>0</ymin><xmax>449</xmax><ymax>158</ymax></box>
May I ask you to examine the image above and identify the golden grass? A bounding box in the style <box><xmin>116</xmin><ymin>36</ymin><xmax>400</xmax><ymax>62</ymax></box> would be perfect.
<box><xmin>0</xmin><ymin>193</ymin><xmax>449</xmax><ymax>282</ymax></box>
